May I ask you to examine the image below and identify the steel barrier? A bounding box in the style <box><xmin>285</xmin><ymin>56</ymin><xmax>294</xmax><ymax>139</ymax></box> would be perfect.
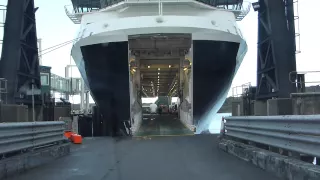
<box><xmin>222</xmin><ymin>115</ymin><xmax>320</xmax><ymax>157</ymax></box>
<box><xmin>0</xmin><ymin>121</ymin><xmax>65</xmax><ymax>155</ymax></box>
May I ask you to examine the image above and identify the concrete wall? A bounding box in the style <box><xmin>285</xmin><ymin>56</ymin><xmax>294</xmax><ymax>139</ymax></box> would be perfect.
<box><xmin>0</xmin><ymin>104</ymin><xmax>28</xmax><ymax>122</ymax></box>
<box><xmin>254</xmin><ymin>100</ymin><xmax>267</xmax><ymax>116</ymax></box>
<box><xmin>291</xmin><ymin>92</ymin><xmax>320</xmax><ymax>115</ymax></box>
<box><xmin>267</xmin><ymin>98</ymin><xmax>293</xmax><ymax>115</ymax></box>
<box><xmin>230</xmin><ymin>92</ymin><xmax>320</xmax><ymax>117</ymax></box>
<box><xmin>0</xmin><ymin>143</ymin><xmax>70</xmax><ymax>179</ymax></box>
<box><xmin>27</xmin><ymin>106</ymin><xmax>43</xmax><ymax>122</ymax></box>
<box><xmin>0</xmin><ymin>104</ymin><xmax>71</xmax><ymax>123</ymax></box>
<box><xmin>219</xmin><ymin>139</ymin><xmax>320</xmax><ymax>180</ymax></box>
<box><xmin>231</xmin><ymin>97</ymin><xmax>255</xmax><ymax>116</ymax></box>
<box><xmin>231</xmin><ymin>98</ymin><xmax>243</xmax><ymax>116</ymax></box>
<box><xmin>54</xmin><ymin>107</ymin><xmax>71</xmax><ymax>121</ymax></box>
<box><xmin>71</xmin><ymin>103</ymin><xmax>95</xmax><ymax>111</ymax></box>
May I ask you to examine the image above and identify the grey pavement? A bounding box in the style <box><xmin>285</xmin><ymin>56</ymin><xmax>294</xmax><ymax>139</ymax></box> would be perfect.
<box><xmin>8</xmin><ymin>135</ymin><xmax>281</xmax><ymax>180</ymax></box>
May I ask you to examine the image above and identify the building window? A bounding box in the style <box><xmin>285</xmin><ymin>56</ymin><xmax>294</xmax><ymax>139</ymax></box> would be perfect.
<box><xmin>41</xmin><ymin>73</ymin><xmax>49</xmax><ymax>86</ymax></box>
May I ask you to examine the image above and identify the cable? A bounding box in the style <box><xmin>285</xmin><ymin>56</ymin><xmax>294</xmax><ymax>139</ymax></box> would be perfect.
<box><xmin>39</xmin><ymin>40</ymin><xmax>76</xmax><ymax>56</ymax></box>
<box><xmin>38</xmin><ymin>37</ymin><xmax>81</xmax><ymax>56</ymax></box>
<box><xmin>40</xmin><ymin>38</ymin><xmax>80</xmax><ymax>53</ymax></box>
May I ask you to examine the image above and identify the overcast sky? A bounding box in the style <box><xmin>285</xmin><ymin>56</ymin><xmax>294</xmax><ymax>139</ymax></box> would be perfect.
<box><xmin>233</xmin><ymin>0</ymin><xmax>320</xmax><ymax>95</ymax></box>
<box><xmin>0</xmin><ymin>0</ymin><xmax>319</xmax><ymax>99</ymax></box>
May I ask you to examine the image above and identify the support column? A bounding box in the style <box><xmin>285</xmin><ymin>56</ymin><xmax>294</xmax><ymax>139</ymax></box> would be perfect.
<box><xmin>80</xmin><ymin>79</ymin><xmax>85</xmax><ymax>112</ymax></box>
<box><xmin>0</xmin><ymin>0</ymin><xmax>41</xmax><ymax>105</ymax></box>
<box><xmin>135</xmin><ymin>58</ymin><xmax>141</xmax><ymax>104</ymax></box>
<box><xmin>179</xmin><ymin>57</ymin><xmax>184</xmax><ymax>100</ymax></box>
<box><xmin>85</xmin><ymin>91</ymin><xmax>90</xmax><ymax>114</ymax></box>
<box><xmin>189</xmin><ymin>45</ymin><xmax>194</xmax><ymax>125</ymax></box>
<box><xmin>129</xmin><ymin>55</ymin><xmax>142</xmax><ymax>134</ymax></box>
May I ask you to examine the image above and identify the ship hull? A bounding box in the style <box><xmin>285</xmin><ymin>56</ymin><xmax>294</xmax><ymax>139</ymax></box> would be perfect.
<box><xmin>71</xmin><ymin>11</ymin><xmax>247</xmax><ymax>135</ymax></box>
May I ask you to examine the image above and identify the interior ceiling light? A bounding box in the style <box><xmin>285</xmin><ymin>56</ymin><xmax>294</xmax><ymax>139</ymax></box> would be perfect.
<box><xmin>158</xmin><ymin>68</ymin><xmax>160</xmax><ymax>71</ymax></box>
<box><xmin>158</xmin><ymin>72</ymin><xmax>160</xmax><ymax>75</ymax></box>
<box><xmin>158</xmin><ymin>76</ymin><xmax>160</xmax><ymax>78</ymax></box>
<box><xmin>148</xmin><ymin>65</ymin><xmax>150</xmax><ymax>68</ymax></box>
<box><xmin>169</xmin><ymin>65</ymin><xmax>171</xmax><ymax>68</ymax></box>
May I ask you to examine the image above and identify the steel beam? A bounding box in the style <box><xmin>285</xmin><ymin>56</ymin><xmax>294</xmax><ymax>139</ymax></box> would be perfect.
<box><xmin>256</xmin><ymin>0</ymin><xmax>296</xmax><ymax>100</ymax></box>
<box><xmin>0</xmin><ymin>0</ymin><xmax>41</xmax><ymax>104</ymax></box>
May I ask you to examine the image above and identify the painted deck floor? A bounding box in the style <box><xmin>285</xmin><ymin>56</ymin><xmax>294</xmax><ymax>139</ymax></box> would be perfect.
<box><xmin>134</xmin><ymin>114</ymin><xmax>194</xmax><ymax>136</ymax></box>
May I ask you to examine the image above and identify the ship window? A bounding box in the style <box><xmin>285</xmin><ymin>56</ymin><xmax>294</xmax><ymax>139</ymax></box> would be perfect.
<box><xmin>71</xmin><ymin>0</ymin><xmax>125</xmax><ymax>12</ymax></box>
<box><xmin>195</xmin><ymin>0</ymin><xmax>243</xmax><ymax>9</ymax></box>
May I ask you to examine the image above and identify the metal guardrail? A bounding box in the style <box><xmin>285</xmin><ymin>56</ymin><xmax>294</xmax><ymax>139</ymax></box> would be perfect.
<box><xmin>0</xmin><ymin>121</ymin><xmax>65</xmax><ymax>155</ymax></box>
<box><xmin>222</xmin><ymin>115</ymin><xmax>320</xmax><ymax>157</ymax></box>
<box><xmin>289</xmin><ymin>71</ymin><xmax>320</xmax><ymax>84</ymax></box>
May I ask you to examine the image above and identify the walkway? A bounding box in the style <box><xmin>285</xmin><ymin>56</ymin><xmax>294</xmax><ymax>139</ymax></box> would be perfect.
<box><xmin>9</xmin><ymin>135</ymin><xmax>280</xmax><ymax>180</ymax></box>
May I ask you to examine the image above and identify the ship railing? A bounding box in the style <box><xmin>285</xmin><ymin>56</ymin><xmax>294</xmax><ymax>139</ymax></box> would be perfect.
<box><xmin>289</xmin><ymin>71</ymin><xmax>320</xmax><ymax>93</ymax></box>
<box><xmin>65</xmin><ymin>0</ymin><xmax>124</xmax><ymax>24</ymax></box>
<box><xmin>235</xmin><ymin>1</ymin><xmax>251</xmax><ymax>21</ymax></box>
<box><xmin>65</xmin><ymin>4</ymin><xmax>101</xmax><ymax>24</ymax></box>
<box><xmin>215</xmin><ymin>1</ymin><xmax>251</xmax><ymax>21</ymax></box>
<box><xmin>232</xmin><ymin>82</ymin><xmax>251</xmax><ymax>98</ymax></box>
<box><xmin>194</xmin><ymin>0</ymin><xmax>251</xmax><ymax>21</ymax></box>
<box><xmin>65</xmin><ymin>5</ymin><xmax>82</xmax><ymax>24</ymax></box>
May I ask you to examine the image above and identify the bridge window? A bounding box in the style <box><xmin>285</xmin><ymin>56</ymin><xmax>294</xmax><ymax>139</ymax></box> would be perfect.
<box><xmin>71</xmin><ymin>0</ymin><xmax>244</xmax><ymax>13</ymax></box>
<box><xmin>40</xmin><ymin>73</ymin><xmax>49</xmax><ymax>86</ymax></box>
<box><xmin>195</xmin><ymin>0</ymin><xmax>244</xmax><ymax>10</ymax></box>
<box><xmin>71</xmin><ymin>0</ymin><xmax>124</xmax><ymax>13</ymax></box>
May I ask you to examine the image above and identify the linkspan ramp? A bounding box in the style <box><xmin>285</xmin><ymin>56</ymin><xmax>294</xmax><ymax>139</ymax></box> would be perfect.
<box><xmin>8</xmin><ymin>135</ymin><xmax>279</xmax><ymax>180</ymax></box>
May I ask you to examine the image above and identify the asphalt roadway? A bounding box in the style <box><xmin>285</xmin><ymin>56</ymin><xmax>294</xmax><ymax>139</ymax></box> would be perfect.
<box><xmin>9</xmin><ymin>134</ymin><xmax>281</xmax><ymax>180</ymax></box>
